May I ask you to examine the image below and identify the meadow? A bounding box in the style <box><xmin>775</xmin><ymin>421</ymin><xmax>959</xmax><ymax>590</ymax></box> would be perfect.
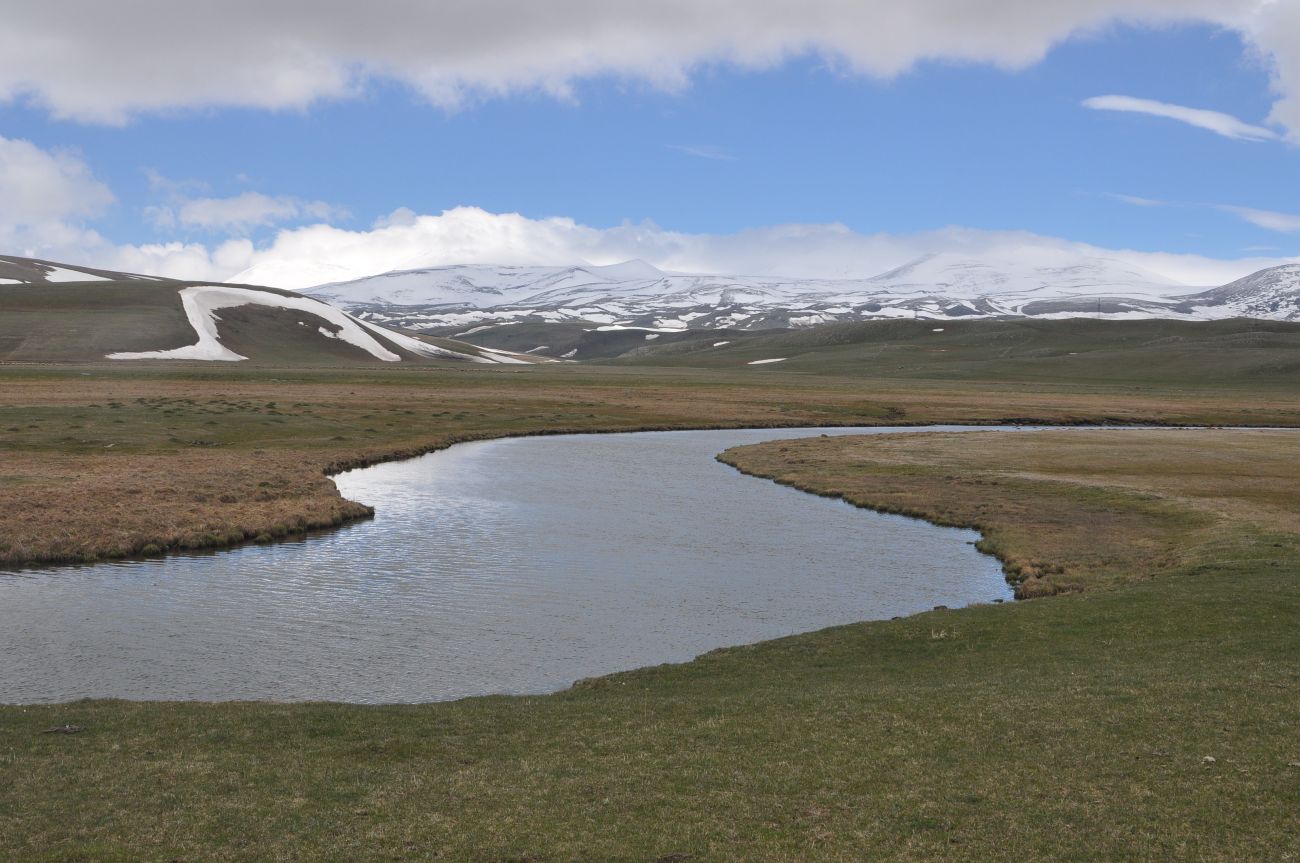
<box><xmin>1</xmin><ymin>325</ymin><xmax>1298</xmax><ymax>860</ymax></box>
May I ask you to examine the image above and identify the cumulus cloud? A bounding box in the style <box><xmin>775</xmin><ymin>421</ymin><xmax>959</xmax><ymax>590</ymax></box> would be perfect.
<box><xmin>148</xmin><ymin>192</ymin><xmax>346</xmax><ymax>233</ymax></box>
<box><xmin>0</xmin><ymin>0</ymin><xmax>1289</xmax><ymax>133</ymax></box>
<box><xmin>0</xmin><ymin>134</ymin><xmax>116</xmax><ymax>262</ymax></box>
<box><xmin>1083</xmin><ymin>94</ymin><xmax>1280</xmax><ymax>141</ymax></box>
<box><xmin>1242</xmin><ymin>0</ymin><xmax>1300</xmax><ymax>137</ymax></box>
<box><xmin>0</xmin><ymin>134</ymin><xmax>1288</xmax><ymax>291</ymax></box>
<box><xmin>11</xmin><ymin>199</ymin><xmax>1293</xmax><ymax>290</ymax></box>
<box><xmin>0</xmin><ymin>135</ymin><xmax>113</xmax><ymax>228</ymax></box>
<box><xmin>203</xmin><ymin>205</ymin><xmax>1289</xmax><ymax>291</ymax></box>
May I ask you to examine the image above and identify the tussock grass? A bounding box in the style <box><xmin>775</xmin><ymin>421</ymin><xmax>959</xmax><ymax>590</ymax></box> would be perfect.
<box><xmin>720</xmin><ymin>429</ymin><xmax>1298</xmax><ymax>596</ymax></box>
<box><xmin>2</xmin><ymin>361</ymin><xmax>1298</xmax><ymax>569</ymax></box>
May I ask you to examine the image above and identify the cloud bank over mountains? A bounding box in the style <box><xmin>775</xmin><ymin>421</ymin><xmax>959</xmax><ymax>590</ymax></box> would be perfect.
<box><xmin>2</xmin><ymin>4</ymin><xmax>1295</xmax><ymax>289</ymax></box>
<box><xmin>1</xmin><ymin>131</ymin><xmax>1294</xmax><ymax>290</ymax></box>
<box><xmin>1</xmin><ymin>1</ymin><xmax>1295</xmax><ymax>137</ymax></box>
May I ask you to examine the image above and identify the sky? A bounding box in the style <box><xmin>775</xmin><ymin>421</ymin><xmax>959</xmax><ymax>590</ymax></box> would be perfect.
<box><xmin>1</xmin><ymin>1</ymin><xmax>1298</xmax><ymax>288</ymax></box>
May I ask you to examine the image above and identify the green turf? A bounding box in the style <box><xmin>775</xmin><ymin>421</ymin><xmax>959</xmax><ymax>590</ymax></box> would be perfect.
<box><xmin>0</xmin><ymin>281</ymin><xmax>196</xmax><ymax>362</ymax></box>
<box><xmin>619</xmin><ymin>318</ymin><xmax>1300</xmax><ymax>388</ymax></box>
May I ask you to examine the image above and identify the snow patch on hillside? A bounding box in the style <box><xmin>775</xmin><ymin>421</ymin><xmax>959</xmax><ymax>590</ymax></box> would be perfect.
<box><xmin>107</xmin><ymin>285</ymin><xmax>492</xmax><ymax>363</ymax></box>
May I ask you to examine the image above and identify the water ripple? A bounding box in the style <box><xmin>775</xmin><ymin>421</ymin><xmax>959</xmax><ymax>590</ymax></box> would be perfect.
<box><xmin>0</xmin><ymin>426</ymin><xmax>1012</xmax><ymax>703</ymax></box>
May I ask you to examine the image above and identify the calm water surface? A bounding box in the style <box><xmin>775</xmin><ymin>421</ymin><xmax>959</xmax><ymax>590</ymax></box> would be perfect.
<box><xmin>0</xmin><ymin>426</ymin><xmax>1013</xmax><ymax>703</ymax></box>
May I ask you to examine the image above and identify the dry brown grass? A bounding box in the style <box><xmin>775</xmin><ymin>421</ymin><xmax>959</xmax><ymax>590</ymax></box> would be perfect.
<box><xmin>3</xmin><ymin>362</ymin><xmax>1299</xmax><ymax>568</ymax></box>
<box><xmin>1</xmin><ymin>450</ymin><xmax>372</xmax><ymax>564</ymax></box>
<box><xmin>720</xmin><ymin>428</ymin><xmax>1300</xmax><ymax>596</ymax></box>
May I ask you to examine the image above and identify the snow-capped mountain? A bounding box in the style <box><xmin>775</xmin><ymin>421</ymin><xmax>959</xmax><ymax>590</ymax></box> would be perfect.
<box><xmin>1180</xmin><ymin>264</ymin><xmax>1300</xmax><ymax>320</ymax></box>
<box><xmin>304</xmin><ymin>254</ymin><xmax>1300</xmax><ymax>333</ymax></box>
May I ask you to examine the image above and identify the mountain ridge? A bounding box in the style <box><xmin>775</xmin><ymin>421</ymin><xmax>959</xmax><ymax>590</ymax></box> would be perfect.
<box><xmin>303</xmin><ymin>255</ymin><xmax>1300</xmax><ymax>333</ymax></box>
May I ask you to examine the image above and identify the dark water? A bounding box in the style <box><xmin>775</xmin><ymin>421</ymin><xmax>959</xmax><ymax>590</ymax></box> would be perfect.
<box><xmin>0</xmin><ymin>426</ymin><xmax>1012</xmax><ymax>704</ymax></box>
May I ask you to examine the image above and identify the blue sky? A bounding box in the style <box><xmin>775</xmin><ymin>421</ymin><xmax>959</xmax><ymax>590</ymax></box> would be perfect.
<box><xmin>1</xmin><ymin>3</ymin><xmax>1297</xmax><ymax>286</ymax></box>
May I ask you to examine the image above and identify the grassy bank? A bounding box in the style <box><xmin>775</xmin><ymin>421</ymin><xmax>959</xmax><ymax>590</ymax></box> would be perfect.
<box><xmin>3</xmin><ymin>428</ymin><xmax>1298</xmax><ymax>860</ymax></box>
<box><xmin>4</xmin><ymin>360</ymin><xmax>1300</xmax><ymax>568</ymax></box>
<box><xmin>719</xmin><ymin>428</ymin><xmax>1300</xmax><ymax>597</ymax></box>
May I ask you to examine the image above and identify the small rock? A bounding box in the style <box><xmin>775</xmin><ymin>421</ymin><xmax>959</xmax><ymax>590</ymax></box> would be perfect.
<box><xmin>1202</xmin><ymin>755</ymin><xmax>1216</xmax><ymax>764</ymax></box>
<box><xmin>1288</xmin><ymin>761</ymin><xmax>1300</xmax><ymax>769</ymax></box>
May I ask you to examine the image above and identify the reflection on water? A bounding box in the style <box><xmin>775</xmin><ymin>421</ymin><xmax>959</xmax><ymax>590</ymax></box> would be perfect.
<box><xmin>0</xmin><ymin>426</ymin><xmax>1011</xmax><ymax>703</ymax></box>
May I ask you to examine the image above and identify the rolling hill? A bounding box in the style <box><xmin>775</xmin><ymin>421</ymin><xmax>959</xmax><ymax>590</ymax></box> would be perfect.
<box><xmin>614</xmin><ymin>317</ymin><xmax>1300</xmax><ymax>389</ymax></box>
<box><xmin>0</xmin><ymin>256</ymin><xmax>544</xmax><ymax>365</ymax></box>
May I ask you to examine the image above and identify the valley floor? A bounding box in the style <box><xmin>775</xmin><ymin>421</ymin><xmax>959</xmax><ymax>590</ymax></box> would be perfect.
<box><xmin>2</xmin><ymin>362</ymin><xmax>1298</xmax><ymax>568</ymax></box>
<box><xmin>0</xmin><ymin>361</ymin><xmax>1298</xmax><ymax>860</ymax></box>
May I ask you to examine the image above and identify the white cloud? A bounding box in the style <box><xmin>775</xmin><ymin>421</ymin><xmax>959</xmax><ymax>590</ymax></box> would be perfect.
<box><xmin>1220</xmin><ymin>204</ymin><xmax>1300</xmax><ymax>233</ymax></box>
<box><xmin>1105</xmin><ymin>192</ymin><xmax>1167</xmax><ymax>207</ymax></box>
<box><xmin>0</xmin><ymin>135</ymin><xmax>116</xmax><ymax>262</ymax></box>
<box><xmin>202</xmin><ymin>205</ymin><xmax>1289</xmax><ymax>290</ymax></box>
<box><xmin>0</xmin><ymin>133</ymin><xmax>1288</xmax><ymax>290</ymax></box>
<box><xmin>0</xmin><ymin>135</ymin><xmax>113</xmax><ymax>228</ymax></box>
<box><xmin>667</xmin><ymin>144</ymin><xmax>736</xmax><ymax>161</ymax></box>
<box><xmin>1082</xmin><ymin>95</ymin><xmax>1280</xmax><ymax>141</ymax></box>
<box><xmin>11</xmin><ymin>200</ymin><xmax>1293</xmax><ymax>290</ymax></box>
<box><xmin>146</xmin><ymin>191</ymin><xmax>347</xmax><ymax>234</ymax></box>
<box><xmin>0</xmin><ymin>1</ymin><xmax>1290</xmax><ymax>134</ymax></box>
<box><xmin>1242</xmin><ymin>0</ymin><xmax>1300</xmax><ymax>139</ymax></box>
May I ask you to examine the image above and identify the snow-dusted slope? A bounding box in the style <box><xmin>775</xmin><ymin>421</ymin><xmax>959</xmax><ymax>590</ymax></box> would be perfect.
<box><xmin>860</xmin><ymin>252</ymin><xmax>1185</xmax><ymax>303</ymax></box>
<box><xmin>0</xmin><ymin>254</ymin><xmax>547</xmax><ymax>363</ymax></box>
<box><xmin>0</xmin><ymin>254</ymin><xmax>162</xmax><ymax>285</ymax></box>
<box><xmin>1179</xmin><ymin>264</ymin><xmax>1300</xmax><ymax>321</ymax></box>
<box><xmin>306</xmin><ymin>254</ymin><xmax>1257</xmax><ymax>332</ymax></box>
<box><xmin>107</xmin><ymin>285</ymin><xmax>486</xmax><ymax>362</ymax></box>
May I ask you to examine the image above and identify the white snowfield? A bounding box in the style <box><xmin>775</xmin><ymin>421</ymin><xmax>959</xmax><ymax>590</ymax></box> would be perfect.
<box><xmin>41</xmin><ymin>265</ymin><xmax>114</xmax><ymax>283</ymax></box>
<box><xmin>300</xmin><ymin>255</ymin><xmax>1300</xmax><ymax>333</ymax></box>
<box><xmin>747</xmin><ymin>358</ymin><xmax>787</xmax><ymax>365</ymax></box>
<box><xmin>107</xmin><ymin>285</ymin><xmax>495</xmax><ymax>363</ymax></box>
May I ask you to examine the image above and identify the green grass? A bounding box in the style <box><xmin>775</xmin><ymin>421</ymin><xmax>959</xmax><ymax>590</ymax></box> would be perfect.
<box><xmin>0</xmin><ymin>281</ymin><xmax>195</xmax><ymax>362</ymax></box>
<box><xmin>0</xmin><ymin>278</ymin><xmax>498</xmax><ymax>366</ymax></box>
<box><xmin>620</xmin><ymin>318</ymin><xmax>1300</xmax><ymax>389</ymax></box>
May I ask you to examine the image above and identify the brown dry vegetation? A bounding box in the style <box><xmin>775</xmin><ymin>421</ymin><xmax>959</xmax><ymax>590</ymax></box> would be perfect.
<box><xmin>3</xmin><ymin>362</ymin><xmax>1300</xmax><ymax>568</ymax></box>
<box><xmin>720</xmin><ymin>428</ymin><xmax>1300</xmax><ymax>597</ymax></box>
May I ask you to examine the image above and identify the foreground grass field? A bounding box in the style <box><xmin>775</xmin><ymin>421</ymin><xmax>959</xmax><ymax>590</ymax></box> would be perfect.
<box><xmin>2</xmin><ymin>428</ymin><xmax>1297</xmax><ymax>861</ymax></box>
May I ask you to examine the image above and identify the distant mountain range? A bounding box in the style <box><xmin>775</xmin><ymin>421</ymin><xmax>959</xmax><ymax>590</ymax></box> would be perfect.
<box><xmin>305</xmin><ymin>254</ymin><xmax>1300</xmax><ymax>333</ymax></box>
<box><xmin>6</xmin><ymin>251</ymin><xmax>1299</xmax><ymax>365</ymax></box>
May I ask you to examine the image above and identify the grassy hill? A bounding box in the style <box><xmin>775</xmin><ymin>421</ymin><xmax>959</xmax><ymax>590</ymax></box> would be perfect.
<box><xmin>0</xmin><ymin>257</ymin><xmax>540</xmax><ymax>366</ymax></box>
<box><xmin>614</xmin><ymin>318</ymin><xmax>1300</xmax><ymax>388</ymax></box>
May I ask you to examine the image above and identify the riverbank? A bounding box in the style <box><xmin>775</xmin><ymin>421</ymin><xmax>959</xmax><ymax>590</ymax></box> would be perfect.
<box><xmin>720</xmin><ymin>428</ymin><xmax>1300</xmax><ymax>597</ymax></box>
<box><xmin>4</xmin><ymin>362</ymin><xmax>1299</xmax><ymax>569</ymax></box>
<box><xmin>2</xmin><ymin>425</ymin><xmax>1298</xmax><ymax>860</ymax></box>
